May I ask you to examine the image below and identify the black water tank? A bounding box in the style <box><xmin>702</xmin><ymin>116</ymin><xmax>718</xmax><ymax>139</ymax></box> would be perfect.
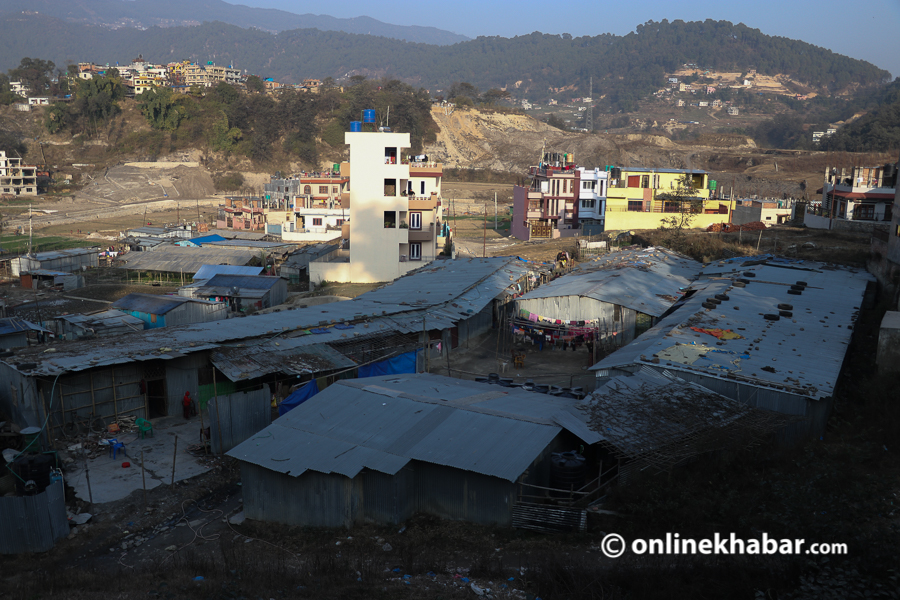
<box><xmin>12</xmin><ymin>453</ymin><xmax>54</xmax><ymax>495</ymax></box>
<box><xmin>550</xmin><ymin>451</ymin><xmax>586</xmax><ymax>496</ymax></box>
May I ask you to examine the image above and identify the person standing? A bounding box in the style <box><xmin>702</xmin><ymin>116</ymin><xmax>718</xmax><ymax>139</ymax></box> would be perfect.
<box><xmin>182</xmin><ymin>391</ymin><xmax>192</xmax><ymax>419</ymax></box>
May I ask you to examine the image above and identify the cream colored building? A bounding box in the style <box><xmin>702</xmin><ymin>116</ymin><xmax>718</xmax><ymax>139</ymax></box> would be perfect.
<box><xmin>185</xmin><ymin>63</ymin><xmax>241</xmax><ymax>88</ymax></box>
<box><xmin>310</xmin><ymin>131</ymin><xmax>445</xmax><ymax>284</ymax></box>
<box><xmin>0</xmin><ymin>151</ymin><xmax>37</xmax><ymax>195</ymax></box>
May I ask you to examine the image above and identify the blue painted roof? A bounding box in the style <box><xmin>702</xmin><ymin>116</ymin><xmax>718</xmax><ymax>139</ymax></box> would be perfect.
<box><xmin>111</xmin><ymin>293</ymin><xmax>192</xmax><ymax>315</ymax></box>
<box><xmin>0</xmin><ymin>317</ymin><xmax>49</xmax><ymax>336</ymax></box>
<box><xmin>193</xmin><ymin>265</ymin><xmax>264</xmax><ymax>281</ymax></box>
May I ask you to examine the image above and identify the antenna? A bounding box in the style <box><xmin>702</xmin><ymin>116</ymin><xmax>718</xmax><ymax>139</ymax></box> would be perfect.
<box><xmin>28</xmin><ymin>203</ymin><xmax>32</xmax><ymax>257</ymax></box>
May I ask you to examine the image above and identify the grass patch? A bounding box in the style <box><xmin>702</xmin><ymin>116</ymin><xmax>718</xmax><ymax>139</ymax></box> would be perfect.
<box><xmin>0</xmin><ymin>234</ymin><xmax>97</xmax><ymax>254</ymax></box>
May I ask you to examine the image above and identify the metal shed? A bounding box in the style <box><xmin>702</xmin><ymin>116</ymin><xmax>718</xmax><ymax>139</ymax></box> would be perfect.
<box><xmin>516</xmin><ymin>247</ymin><xmax>702</xmax><ymax>346</ymax></box>
<box><xmin>11</xmin><ymin>248</ymin><xmax>100</xmax><ymax>276</ymax></box>
<box><xmin>591</xmin><ymin>258</ymin><xmax>873</xmax><ymax>442</ymax></box>
<box><xmin>115</xmin><ymin>246</ymin><xmax>257</xmax><ymax>274</ymax></box>
<box><xmin>183</xmin><ymin>275</ymin><xmax>288</xmax><ymax>310</ymax></box>
<box><xmin>228</xmin><ymin>374</ymin><xmax>598</xmax><ymax>528</ymax></box>
<box><xmin>55</xmin><ymin>309</ymin><xmax>144</xmax><ymax>340</ymax></box>
<box><xmin>111</xmin><ymin>293</ymin><xmax>227</xmax><ymax>328</ymax></box>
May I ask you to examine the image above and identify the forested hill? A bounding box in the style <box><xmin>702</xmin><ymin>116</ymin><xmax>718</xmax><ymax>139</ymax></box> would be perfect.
<box><xmin>818</xmin><ymin>79</ymin><xmax>900</xmax><ymax>152</ymax></box>
<box><xmin>0</xmin><ymin>13</ymin><xmax>889</xmax><ymax>111</ymax></box>
<box><xmin>0</xmin><ymin>0</ymin><xmax>469</xmax><ymax>45</ymax></box>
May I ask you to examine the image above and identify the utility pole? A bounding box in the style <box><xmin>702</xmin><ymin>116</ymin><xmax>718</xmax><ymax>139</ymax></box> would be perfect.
<box><xmin>494</xmin><ymin>192</ymin><xmax>497</xmax><ymax>230</ymax></box>
<box><xmin>482</xmin><ymin>205</ymin><xmax>487</xmax><ymax>258</ymax></box>
<box><xmin>28</xmin><ymin>204</ymin><xmax>32</xmax><ymax>256</ymax></box>
<box><xmin>586</xmin><ymin>76</ymin><xmax>593</xmax><ymax>133</ymax></box>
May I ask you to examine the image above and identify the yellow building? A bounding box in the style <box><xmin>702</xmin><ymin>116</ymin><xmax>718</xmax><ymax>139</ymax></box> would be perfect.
<box><xmin>604</xmin><ymin>167</ymin><xmax>727</xmax><ymax>230</ymax></box>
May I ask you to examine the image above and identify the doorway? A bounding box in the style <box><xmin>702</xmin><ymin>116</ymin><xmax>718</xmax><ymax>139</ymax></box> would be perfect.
<box><xmin>147</xmin><ymin>379</ymin><xmax>167</xmax><ymax>418</ymax></box>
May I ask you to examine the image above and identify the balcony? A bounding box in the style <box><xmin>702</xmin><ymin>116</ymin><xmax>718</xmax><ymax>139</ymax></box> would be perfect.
<box><xmin>408</xmin><ymin>196</ymin><xmax>439</xmax><ymax>210</ymax></box>
<box><xmin>408</xmin><ymin>224</ymin><xmax>434</xmax><ymax>241</ymax></box>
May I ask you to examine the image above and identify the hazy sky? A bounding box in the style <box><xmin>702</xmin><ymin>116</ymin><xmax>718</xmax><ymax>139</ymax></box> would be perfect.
<box><xmin>232</xmin><ymin>0</ymin><xmax>900</xmax><ymax>79</ymax></box>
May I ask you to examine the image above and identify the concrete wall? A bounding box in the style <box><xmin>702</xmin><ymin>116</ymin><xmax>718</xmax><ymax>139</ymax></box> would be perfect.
<box><xmin>511</xmin><ymin>186</ymin><xmax>531</xmax><ymax>241</ymax></box>
<box><xmin>803</xmin><ymin>211</ymin><xmax>890</xmax><ymax>233</ymax></box>
<box><xmin>309</xmin><ymin>261</ymin><xmax>352</xmax><ymax>285</ymax></box>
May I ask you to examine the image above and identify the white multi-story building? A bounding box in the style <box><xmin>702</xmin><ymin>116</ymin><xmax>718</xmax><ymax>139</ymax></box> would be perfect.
<box><xmin>310</xmin><ymin>131</ymin><xmax>445</xmax><ymax>284</ymax></box>
<box><xmin>576</xmin><ymin>167</ymin><xmax>608</xmax><ymax>231</ymax></box>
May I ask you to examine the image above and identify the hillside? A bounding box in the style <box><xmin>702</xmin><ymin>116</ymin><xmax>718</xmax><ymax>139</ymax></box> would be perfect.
<box><xmin>0</xmin><ymin>0</ymin><xmax>469</xmax><ymax>45</ymax></box>
<box><xmin>0</xmin><ymin>15</ymin><xmax>887</xmax><ymax>113</ymax></box>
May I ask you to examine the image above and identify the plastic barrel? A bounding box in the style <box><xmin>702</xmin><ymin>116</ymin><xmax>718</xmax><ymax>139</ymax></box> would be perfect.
<box><xmin>550</xmin><ymin>451</ymin><xmax>586</xmax><ymax>497</ymax></box>
<box><xmin>709</xmin><ymin>179</ymin><xmax>718</xmax><ymax>190</ymax></box>
<box><xmin>350</xmin><ymin>121</ymin><xmax>362</xmax><ymax>132</ymax></box>
<box><xmin>21</xmin><ymin>426</ymin><xmax>42</xmax><ymax>452</ymax></box>
<box><xmin>362</xmin><ymin>109</ymin><xmax>376</xmax><ymax>123</ymax></box>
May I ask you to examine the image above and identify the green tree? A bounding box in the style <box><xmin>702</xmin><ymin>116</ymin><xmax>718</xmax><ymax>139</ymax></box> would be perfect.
<box><xmin>208</xmin><ymin>113</ymin><xmax>242</xmax><ymax>151</ymax></box>
<box><xmin>8</xmin><ymin>57</ymin><xmax>55</xmax><ymax>95</ymax></box>
<box><xmin>70</xmin><ymin>75</ymin><xmax>126</xmax><ymax>137</ymax></box>
<box><xmin>656</xmin><ymin>174</ymin><xmax>700</xmax><ymax>252</ymax></box>
<box><xmin>44</xmin><ymin>102</ymin><xmax>69</xmax><ymax>133</ymax></box>
<box><xmin>245</xmin><ymin>75</ymin><xmax>265</xmax><ymax>93</ymax></box>
<box><xmin>139</xmin><ymin>87</ymin><xmax>184</xmax><ymax>130</ymax></box>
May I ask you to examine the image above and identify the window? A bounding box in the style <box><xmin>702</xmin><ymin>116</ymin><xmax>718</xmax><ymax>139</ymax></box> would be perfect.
<box><xmin>627</xmin><ymin>176</ymin><xmax>640</xmax><ymax>188</ymax></box>
<box><xmin>854</xmin><ymin>205</ymin><xmax>875</xmax><ymax>220</ymax></box>
<box><xmin>312</xmin><ymin>218</ymin><xmax>323</xmax><ymax>226</ymax></box>
<box><xmin>333</xmin><ymin>186</ymin><xmax>338</xmax><ymax>193</ymax></box>
<box><xmin>582</xmin><ymin>181</ymin><xmax>595</xmax><ymax>190</ymax></box>
<box><xmin>409</xmin><ymin>212</ymin><xmax>422</xmax><ymax>230</ymax></box>
<box><xmin>318</xmin><ymin>186</ymin><xmax>328</xmax><ymax>194</ymax></box>
<box><xmin>581</xmin><ymin>199</ymin><xmax>595</xmax><ymax>209</ymax></box>
<box><xmin>303</xmin><ymin>185</ymin><xmax>311</xmax><ymax>194</ymax></box>
<box><xmin>627</xmin><ymin>200</ymin><xmax>644</xmax><ymax>212</ymax></box>
<box><xmin>384</xmin><ymin>179</ymin><xmax>397</xmax><ymax>196</ymax></box>
<box><xmin>336</xmin><ymin>219</ymin><xmax>344</xmax><ymax>226</ymax></box>
<box><xmin>420</xmin><ymin>181</ymin><xmax>425</xmax><ymax>195</ymax></box>
<box><xmin>409</xmin><ymin>243</ymin><xmax>421</xmax><ymax>260</ymax></box>
<box><xmin>641</xmin><ymin>175</ymin><xmax>650</xmax><ymax>188</ymax></box>
<box><xmin>384</xmin><ymin>211</ymin><xmax>396</xmax><ymax>228</ymax></box>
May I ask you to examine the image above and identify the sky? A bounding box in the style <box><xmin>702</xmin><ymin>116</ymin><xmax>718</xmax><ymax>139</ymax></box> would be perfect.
<box><xmin>232</xmin><ymin>0</ymin><xmax>900</xmax><ymax>79</ymax></box>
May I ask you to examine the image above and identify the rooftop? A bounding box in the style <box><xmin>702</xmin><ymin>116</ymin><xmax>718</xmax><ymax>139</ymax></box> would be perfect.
<box><xmin>111</xmin><ymin>293</ymin><xmax>212</xmax><ymax>315</ymax></box>
<box><xmin>115</xmin><ymin>246</ymin><xmax>257</xmax><ymax>273</ymax></box>
<box><xmin>227</xmin><ymin>373</ymin><xmax>596</xmax><ymax>482</ymax></box>
<box><xmin>592</xmin><ymin>258</ymin><xmax>873</xmax><ymax>400</ymax></box>
<box><xmin>518</xmin><ymin>247</ymin><xmax>702</xmax><ymax>317</ymax></box>
<box><xmin>4</xmin><ymin>257</ymin><xmax>530</xmax><ymax>376</ymax></box>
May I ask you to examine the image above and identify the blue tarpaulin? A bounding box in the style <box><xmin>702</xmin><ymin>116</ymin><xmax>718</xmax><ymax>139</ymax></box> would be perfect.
<box><xmin>358</xmin><ymin>350</ymin><xmax>418</xmax><ymax>378</ymax></box>
<box><xmin>278</xmin><ymin>380</ymin><xmax>319</xmax><ymax>416</ymax></box>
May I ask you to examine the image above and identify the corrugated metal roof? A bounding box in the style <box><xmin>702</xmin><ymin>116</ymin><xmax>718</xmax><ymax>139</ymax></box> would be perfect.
<box><xmin>518</xmin><ymin>247</ymin><xmax>701</xmax><ymax>317</ymax></box>
<box><xmin>0</xmin><ymin>317</ymin><xmax>48</xmax><ymax>336</ymax></box>
<box><xmin>592</xmin><ymin>260</ymin><xmax>873</xmax><ymax>399</ymax></box>
<box><xmin>211</xmin><ymin>342</ymin><xmax>356</xmax><ymax>381</ymax></box>
<box><xmin>203</xmin><ymin>240</ymin><xmax>292</xmax><ymax>249</ymax></box>
<box><xmin>193</xmin><ymin>265</ymin><xmax>264</xmax><ymax>281</ymax></box>
<box><xmin>203</xmin><ymin>275</ymin><xmax>282</xmax><ymax>290</ymax></box>
<box><xmin>116</xmin><ymin>246</ymin><xmax>256</xmax><ymax>273</ymax></box>
<box><xmin>55</xmin><ymin>309</ymin><xmax>143</xmax><ymax>330</ymax></box>
<box><xmin>21</xmin><ymin>248</ymin><xmax>99</xmax><ymax>261</ymax></box>
<box><xmin>206</xmin><ymin>230</ymin><xmax>269</xmax><ymax>240</ymax></box>
<box><xmin>228</xmin><ymin>374</ymin><xmax>593</xmax><ymax>482</ymax></box>
<box><xmin>111</xmin><ymin>293</ymin><xmax>202</xmax><ymax>315</ymax></box>
<box><xmin>4</xmin><ymin>257</ymin><xmax>530</xmax><ymax>376</ymax></box>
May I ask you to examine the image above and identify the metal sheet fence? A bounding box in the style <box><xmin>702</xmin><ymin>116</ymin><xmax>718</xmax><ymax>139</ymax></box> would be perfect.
<box><xmin>0</xmin><ymin>480</ymin><xmax>68</xmax><ymax>554</ymax></box>
<box><xmin>210</xmin><ymin>388</ymin><xmax>271</xmax><ymax>454</ymax></box>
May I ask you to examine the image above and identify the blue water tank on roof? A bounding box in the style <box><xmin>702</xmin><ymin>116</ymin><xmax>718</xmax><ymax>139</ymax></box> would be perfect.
<box><xmin>362</xmin><ymin>109</ymin><xmax>376</xmax><ymax>123</ymax></box>
<box><xmin>350</xmin><ymin>121</ymin><xmax>362</xmax><ymax>132</ymax></box>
